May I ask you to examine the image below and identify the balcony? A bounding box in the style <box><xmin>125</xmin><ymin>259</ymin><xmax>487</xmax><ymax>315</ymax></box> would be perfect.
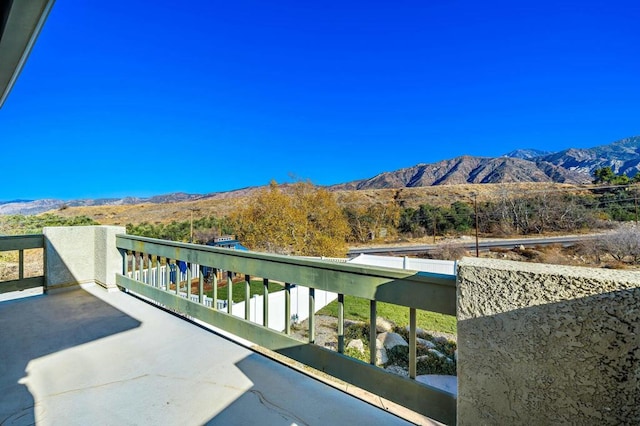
<box><xmin>1</xmin><ymin>226</ymin><xmax>455</xmax><ymax>425</ymax></box>
<box><xmin>1</xmin><ymin>226</ymin><xmax>638</xmax><ymax>425</ymax></box>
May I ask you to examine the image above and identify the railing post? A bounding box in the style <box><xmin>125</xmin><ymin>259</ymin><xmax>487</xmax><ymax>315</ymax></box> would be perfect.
<box><xmin>212</xmin><ymin>268</ymin><xmax>218</xmax><ymax>309</ymax></box>
<box><xmin>18</xmin><ymin>249</ymin><xmax>24</xmax><ymax>280</ymax></box>
<box><xmin>369</xmin><ymin>300</ymin><xmax>377</xmax><ymax>365</ymax></box>
<box><xmin>186</xmin><ymin>262</ymin><xmax>192</xmax><ymax>299</ymax></box>
<box><xmin>165</xmin><ymin>258</ymin><xmax>171</xmax><ymax>292</ymax></box>
<box><xmin>155</xmin><ymin>255</ymin><xmax>161</xmax><ymax>288</ymax></box>
<box><xmin>146</xmin><ymin>254</ymin><xmax>152</xmax><ymax>286</ymax></box>
<box><xmin>245</xmin><ymin>274</ymin><xmax>251</xmax><ymax>320</ymax></box>
<box><xmin>139</xmin><ymin>253</ymin><xmax>144</xmax><ymax>283</ymax></box>
<box><xmin>121</xmin><ymin>249</ymin><xmax>128</xmax><ymax>277</ymax></box>
<box><xmin>263</xmin><ymin>278</ymin><xmax>269</xmax><ymax>328</ymax></box>
<box><xmin>148</xmin><ymin>254</ymin><xmax>152</xmax><ymax>286</ymax></box>
<box><xmin>131</xmin><ymin>252</ymin><xmax>137</xmax><ymax>280</ymax></box>
<box><xmin>409</xmin><ymin>307</ymin><xmax>417</xmax><ymax>379</ymax></box>
<box><xmin>144</xmin><ymin>254</ymin><xmax>148</xmax><ymax>283</ymax></box>
<box><xmin>337</xmin><ymin>293</ymin><xmax>345</xmax><ymax>353</ymax></box>
<box><xmin>174</xmin><ymin>261</ymin><xmax>180</xmax><ymax>295</ymax></box>
<box><xmin>284</xmin><ymin>282</ymin><xmax>291</xmax><ymax>334</ymax></box>
<box><xmin>133</xmin><ymin>252</ymin><xmax>138</xmax><ymax>280</ymax></box>
<box><xmin>308</xmin><ymin>287</ymin><xmax>315</xmax><ymax>344</ymax></box>
<box><xmin>141</xmin><ymin>253</ymin><xmax>146</xmax><ymax>284</ymax></box>
<box><xmin>198</xmin><ymin>265</ymin><xmax>204</xmax><ymax>304</ymax></box>
<box><xmin>227</xmin><ymin>271</ymin><xmax>233</xmax><ymax>314</ymax></box>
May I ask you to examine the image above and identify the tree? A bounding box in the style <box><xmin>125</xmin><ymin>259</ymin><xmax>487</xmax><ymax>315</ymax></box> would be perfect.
<box><xmin>593</xmin><ymin>166</ymin><xmax>616</xmax><ymax>184</ymax></box>
<box><xmin>593</xmin><ymin>166</ymin><xmax>630</xmax><ymax>185</ymax></box>
<box><xmin>342</xmin><ymin>196</ymin><xmax>401</xmax><ymax>243</ymax></box>
<box><xmin>600</xmin><ymin>227</ymin><xmax>640</xmax><ymax>264</ymax></box>
<box><xmin>477</xmin><ymin>189</ymin><xmax>595</xmax><ymax>236</ymax></box>
<box><xmin>231</xmin><ymin>181</ymin><xmax>350</xmax><ymax>257</ymax></box>
<box><xmin>448</xmin><ymin>201</ymin><xmax>474</xmax><ymax>232</ymax></box>
<box><xmin>398</xmin><ymin>207</ymin><xmax>424</xmax><ymax>236</ymax></box>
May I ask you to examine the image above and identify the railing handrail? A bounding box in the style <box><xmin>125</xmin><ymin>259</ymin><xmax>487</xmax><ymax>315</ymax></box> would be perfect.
<box><xmin>116</xmin><ymin>234</ymin><xmax>456</xmax><ymax>315</ymax></box>
<box><xmin>117</xmin><ymin>234</ymin><xmax>456</xmax><ymax>279</ymax></box>
<box><xmin>0</xmin><ymin>234</ymin><xmax>44</xmax><ymax>251</ymax></box>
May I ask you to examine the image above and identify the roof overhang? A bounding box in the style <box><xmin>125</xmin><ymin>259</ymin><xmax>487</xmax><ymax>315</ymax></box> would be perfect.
<box><xmin>0</xmin><ymin>0</ymin><xmax>55</xmax><ymax>108</ymax></box>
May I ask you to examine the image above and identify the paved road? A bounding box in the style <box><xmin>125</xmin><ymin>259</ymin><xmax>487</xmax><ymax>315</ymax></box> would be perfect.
<box><xmin>349</xmin><ymin>234</ymin><xmax>600</xmax><ymax>256</ymax></box>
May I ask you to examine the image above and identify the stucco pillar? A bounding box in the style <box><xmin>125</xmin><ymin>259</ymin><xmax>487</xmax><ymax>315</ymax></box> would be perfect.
<box><xmin>456</xmin><ymin>257</ymin><xmax>640</xmax><ymax>425</ymax></box>
<box><xmin>44</xmin><ymin>226</ymin><xmax>126</xmax><ymax>291</ymax></box>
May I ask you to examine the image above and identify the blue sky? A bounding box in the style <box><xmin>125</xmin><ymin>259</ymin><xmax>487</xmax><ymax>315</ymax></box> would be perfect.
<box><xmin>2</xmin><ymin>0</ymin><xmax>639</xmax><ymax>201</ymax></box>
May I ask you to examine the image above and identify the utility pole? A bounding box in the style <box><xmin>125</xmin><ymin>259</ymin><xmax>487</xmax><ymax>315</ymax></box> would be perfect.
<box><xmin>473</xmin><ymin>193</ymin><xmax>479</xmax><ymax>257</ymax></box>
<box><xmin>433</xmin><ymin>217</ymin><xmax>437</xmax><ymax>244</ymax></box>
<box><xmin>635</xmin><ymin>190</ymin><xmax>638</xmax><ymax>224</ymax></box>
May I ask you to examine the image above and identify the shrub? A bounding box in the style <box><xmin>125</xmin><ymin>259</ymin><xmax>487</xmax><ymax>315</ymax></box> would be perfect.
<box><xmin>388</xmin><ymin>325</ymin><xmax>457</xmax><ymax>375</ymax></box>
<box><xmin>416</xmin><ymin>352</ymin><xmax>456</xmax><ymax>376</ymax></box>
<box><xmin>345</xmin><ymin>321</ymin><xmax>370</xmax><ymax>341</ymax></box>
<box><xmin>344</xmin><ymin>342</ymin><xmax>370</xmax><ymax>363</ymax></box>
<box><xmin>431</xmin><ymin>243</ymin><xmax>468</xmax><ymax>261</ymax></box>
<box><xmin>386</xmin><ymin>345</ymin><xmax>409</xmax><ymax>367</ymax></box>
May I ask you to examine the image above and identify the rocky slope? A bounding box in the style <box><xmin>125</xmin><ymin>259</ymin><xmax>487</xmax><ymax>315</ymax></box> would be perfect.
<box><xmin>331</xmin><ymin>156</ymin><xmax>590</xmax><ymax>190</ymax></box>
<box><xmin>535</xmin><ymin>136</ymin><xmax>640</xmax><ymax>177</ymax></box>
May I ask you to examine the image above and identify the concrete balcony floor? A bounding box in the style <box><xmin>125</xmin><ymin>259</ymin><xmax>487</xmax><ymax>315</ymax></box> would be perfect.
<box><xmin>0</xmin><ymin>284</ymin><xmax>418</xmax><ymax>426</ymax></box>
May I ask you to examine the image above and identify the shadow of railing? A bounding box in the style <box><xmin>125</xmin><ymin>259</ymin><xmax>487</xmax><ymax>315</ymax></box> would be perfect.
<box><xmin>206</xmin><ymin>353</ymin><xmax>413</xmax><ymax>425</ymax></box>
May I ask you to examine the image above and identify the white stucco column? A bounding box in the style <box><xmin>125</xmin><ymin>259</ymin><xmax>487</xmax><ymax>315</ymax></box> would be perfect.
<box><xmin>457</xmin><ymin>257</ymin><xmax>640</xmax><ymax>425</ymax></box>
<box><xmin>44</xmin><ymin>226</ymin><xmax>126</xmax><ymax>291</ymax></box>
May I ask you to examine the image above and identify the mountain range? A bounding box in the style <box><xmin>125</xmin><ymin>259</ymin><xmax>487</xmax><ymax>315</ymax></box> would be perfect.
<box><xmin>331</xmin><ymin>136</ymin><xmax>640</xmax><ymax>190</ymax></box>
<box><xmin>3</xmin><ymin>136</ymin><xmax>639</xmax><ymax>215</ymax></box>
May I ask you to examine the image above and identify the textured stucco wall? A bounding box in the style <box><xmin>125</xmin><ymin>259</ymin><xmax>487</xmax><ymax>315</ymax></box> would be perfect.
<box><xmin>44</xmin><ymin>226</ymin><xmax>125</xmax><ymax>290</ymax></box>
<box><xmin>93</xmin><ymin>226</ymin><xmax>125</xmax><ymax>289</ymax></box>
<box><xmin>456</xmin><ymin>257</ymin><xmax>640</xmax><ymax>425</ymax></box>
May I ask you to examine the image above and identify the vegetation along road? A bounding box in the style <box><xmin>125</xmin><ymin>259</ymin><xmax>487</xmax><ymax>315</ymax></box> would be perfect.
<box><xmin>348</xmin><ymin>234</ymin><xmax>600</xmax><ymax>257</ymax></box>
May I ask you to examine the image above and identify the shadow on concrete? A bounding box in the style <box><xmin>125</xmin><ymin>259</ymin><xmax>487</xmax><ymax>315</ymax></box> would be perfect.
<box><xmin>43</xmin><ymin>239</ymin><xmax>77</xmax><ymax>290</ymax></box>
<box><xmin>0</xmin><ymin>287</ymin><xmax>141</xmax><ymax>424</ymax></box>
<box><xmin>457</xmin><ymin>287</ymin><xmax>640</xmax><ymax>424</ymax></box>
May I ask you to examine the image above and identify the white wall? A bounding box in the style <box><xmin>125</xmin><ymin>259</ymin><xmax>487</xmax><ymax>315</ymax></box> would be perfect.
<box><xmin>348</xmin><ymin>253</ymin><xmax>456</xmax><ymax>275</ymax></box>
<box><xmin>231</xmin><ymin>285</ymin><xmax>337</xmax><ymax>332</ymax></box>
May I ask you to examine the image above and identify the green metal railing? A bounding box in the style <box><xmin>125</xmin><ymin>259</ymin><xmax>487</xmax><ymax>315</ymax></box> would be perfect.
<box><xmin>115</xmin><ymin>234</ymin><xmax>457</xmax><ymax>424</ymax></box>
<box><xmin>0</xmin><ymin>234</ymin><xmax>45</xmax><ymax>294</ymax></box>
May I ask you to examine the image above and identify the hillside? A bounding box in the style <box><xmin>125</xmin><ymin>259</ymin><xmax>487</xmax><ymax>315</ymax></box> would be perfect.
<box><xmin>1</xmin><ymin>135</ymin><xmax>638</xmax><ymax>217</ymax></box>
<box><xmin>50</xmin><ymin>182</ymin><xmax>583</xmax><ymax>226</ymax></box>
<box><xmin>0</xmin><ymin>187</ymin><xmax>259</xmax><ymax>216</ymax></box>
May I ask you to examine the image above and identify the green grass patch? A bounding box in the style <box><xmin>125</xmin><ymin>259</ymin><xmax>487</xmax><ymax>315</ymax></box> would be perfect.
<box><xmin>208</xmin><ymin>278</ymin><xmax>284</xmax><ymax>303</ymax></box>
<box><xmin>318</xmin><ymin>295</ymin><xmax>457</xmax><ymax>335</ymax></box>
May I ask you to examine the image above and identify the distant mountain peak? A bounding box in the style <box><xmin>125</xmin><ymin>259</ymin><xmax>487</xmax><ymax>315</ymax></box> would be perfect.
<box><xmin>0</xmin><ymin>199</ymin><xmax>34</xmax><ymax>205</ymax></box>
<box><xmin>503</xmin><ymin>148</ymin><xmax>553</xmax><ymax>160</ymax></box>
